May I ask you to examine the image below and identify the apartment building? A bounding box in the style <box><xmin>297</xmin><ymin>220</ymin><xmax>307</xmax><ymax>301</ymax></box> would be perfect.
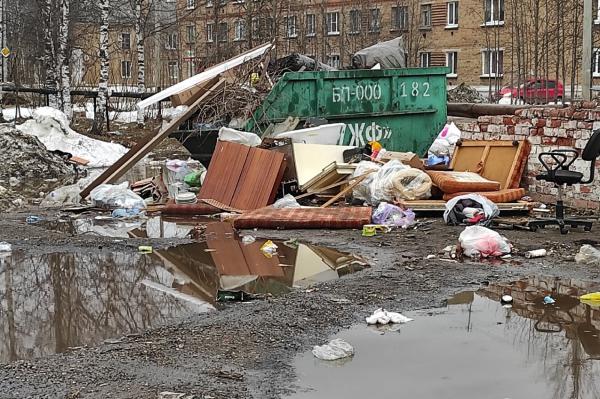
<box><xmin>74</xmin><ymin>0</ymin><xmax>600</xmax><ymax>97</ymax></box>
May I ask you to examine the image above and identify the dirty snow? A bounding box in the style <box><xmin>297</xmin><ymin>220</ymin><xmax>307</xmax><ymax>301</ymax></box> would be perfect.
<box><xmin>17</xmin><ymin>107</ymin><xmax>128</xmax><ymax>167</ymax></box>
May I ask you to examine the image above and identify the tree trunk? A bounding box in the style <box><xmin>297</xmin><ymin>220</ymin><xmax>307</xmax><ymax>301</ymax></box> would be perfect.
<box><xmin>42</xmin><ymin>0</ymin><xmax>58</xmax><ymax>108</ymax></box>
<box><xmin>58</xmin><ymin>0</ymin><xmax>72</xmax><ymax>120</ymax></box>
<box><xmin>135</xmin><ymin>0</ymin><xmax>145</xmax><ymax>127</ymax></box>
<box><xmin>92</xmin><ymin>0</ymin><xmax>109</xmax><ymax>134</ymax></box>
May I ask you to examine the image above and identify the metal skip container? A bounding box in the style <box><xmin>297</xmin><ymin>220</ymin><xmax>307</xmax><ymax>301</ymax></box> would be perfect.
<box><xmin>246</xmin><ymin>67</ymin><xmax>448</xmax><ymax>155</ymax></box>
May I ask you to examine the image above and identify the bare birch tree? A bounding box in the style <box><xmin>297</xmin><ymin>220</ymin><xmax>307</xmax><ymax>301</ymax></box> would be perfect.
<box><xmin>135</xmin><ymin>0</ymin><xmax>144</xmax><ymax>127</ymax></box>
<box><xmin>41</xmin><ymin>0</ymin><xmax>58</xmax><ymax>108</ymax></box>
<box><xmin>92</xmin><ymin>0</ymin><xmax>109</xmax><ymax>134</ymax></box>
<box><xmin>58</xmin><ymin>0</ymin><xmax>72</xmax><ymax>119</ymax></box>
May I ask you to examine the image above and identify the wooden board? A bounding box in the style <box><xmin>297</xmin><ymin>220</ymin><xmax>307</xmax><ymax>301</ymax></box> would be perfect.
<box><xmin>170</xmin><ymin>75</ymin><xmax>221</xmax><ymax>107</ymax></box>
<box><xmin>292</xmin><ymin>143</ymin><xmax>356</xmax><ymax>189</ymax></box>
<box><xmin>403</xmin><ymin>199</ymin><xmax>532</xmax><ymax>213</ymax></box>
<box><xmin>450</xmin><ymin>140</ymin><xmax>531</xmax><ymax>190</ymax></box>
<box><xmin>80</xmin><ymin>78</ymin><xmax>227</xmax><ymax>199</ymax></box>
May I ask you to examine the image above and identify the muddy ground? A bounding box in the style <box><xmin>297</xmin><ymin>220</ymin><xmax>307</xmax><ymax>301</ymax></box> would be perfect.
<box><xmin>0</xmin><ymin>208</ymin><xmax>599</xmax><ymax>399</ymax></box>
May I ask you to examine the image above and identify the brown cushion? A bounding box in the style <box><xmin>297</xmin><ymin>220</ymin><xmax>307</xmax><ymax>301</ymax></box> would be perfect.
<box><xmin>427</xmin><ymin>171</ymin><xmax>501</xmax><ymax>194</ymax></box>
<box><xmin>443</xmin><ymin>188</ymin><xmax>526</xmax><ymax>203</ymax></box>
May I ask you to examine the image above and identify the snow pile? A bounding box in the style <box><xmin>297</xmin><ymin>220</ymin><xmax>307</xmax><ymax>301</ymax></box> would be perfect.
<box><xmin>17</xmin><ymin>107</ymin><xmax>128</xmax><ymax>167</ymax></box>
<box><xmin>0</xmin><ymin>125</ymin><xmax>74</xmax><ymax>179</ymax></box>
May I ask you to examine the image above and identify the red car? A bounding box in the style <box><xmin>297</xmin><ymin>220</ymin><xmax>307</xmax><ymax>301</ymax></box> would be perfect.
<box><xmin>498</xmin><ymin>79</ymin><xmax>564</xmax><ymax>103</ymax></box>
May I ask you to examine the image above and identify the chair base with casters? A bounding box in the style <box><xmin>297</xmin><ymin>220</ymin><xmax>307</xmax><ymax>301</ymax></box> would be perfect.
<box><xmin>528</xmin><ymin>130</ymin><xmax>600</xmax><ymax>235</ymax></box>
<box><xmin>528</xmin><ymin>186</ymin><xmax>593</xmax><ymax>234</ymax></box>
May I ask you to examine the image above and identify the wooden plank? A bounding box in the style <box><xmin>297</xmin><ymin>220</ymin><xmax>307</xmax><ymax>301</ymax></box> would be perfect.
<box><xmin>295</xmin><ymin>177</ymin><xmax>351</xmax><ymax>200</ymax></box>
<box><xmin>321</xmin><ymin>172</ymin><xmax>372</xmax><ymax>208</ymax></box>
<box><xmin>81</xmin><ymin>78</ymin><xmax>227</xmax><ymax>198</ymax></box>
<box><xmin>402</xmin><ymin>199</ymin><xmax>531</xmax><ymax>212</ymax></box>
<box><xmin>138</xmin><ymin>43</ymin><xmax>272</xmax><ymax>109</ymax></box>
<box><xmin>170</xmin><ymin>75</ymin><xmax>221</xmax><ymax>107</ymax></box>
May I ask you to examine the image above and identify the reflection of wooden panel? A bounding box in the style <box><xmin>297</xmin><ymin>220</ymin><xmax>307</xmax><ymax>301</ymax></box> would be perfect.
<box><xmin>450</xmin><ymin>140</ymin><xmax>531</xmax><ymax>189</ymax></box>
<box><xmin>241</xmin><ymin>240</ymin><xmax>284</xmax><ymax>277</ymax></box>
<box><xmin>205</xmin><ymin>223</ymin><xmax>249</xmax><ymax>276</ymax></box>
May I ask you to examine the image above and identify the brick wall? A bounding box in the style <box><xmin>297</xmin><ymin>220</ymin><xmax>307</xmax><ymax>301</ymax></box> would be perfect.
<box><xmin>455</xmin><ymin>102</ymin><xmax>600</xmax><ymax>210</ymax></box>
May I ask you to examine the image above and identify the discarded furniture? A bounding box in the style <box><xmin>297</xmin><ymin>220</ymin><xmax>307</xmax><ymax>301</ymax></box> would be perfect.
<box><xmin>427</xmin><ymin>171</ymin><xmax>501</xmax><ymax>193</ymax></box>
<box><xmin>528</xmin><ymin>130</ymin><xmax>600</xmax><ymax>234</ymax></box>
<box><xmin>233</xmin><ymin>207</ymin><xmax>372</xmax><ymax>229</ymax></box>
<box><xmin>401</xmin><ymin>200</ymin><xmax>531</xmax><ymax>213</ymax></box>
<box><xmin>246</xmin><ymin>68</ymin><xmax>448</xmax><ymax>154</ymax></box>
<box><xmin>442</xmin><ymin>188</ymin><xmax>526</xmax><ymax>203</ymax></box>
<box><xmin>450</xmin><ymin>140</ymin><xmax>531</xmax><ymax>189</ymax></box>
<box><xmin>163</xmin><ymin>141</ymin><xmax>286</xmax><ymax>215</ymax></box>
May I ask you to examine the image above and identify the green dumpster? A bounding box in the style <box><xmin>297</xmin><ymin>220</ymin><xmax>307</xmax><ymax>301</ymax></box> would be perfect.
<box><xmin>246</xmin><ymin>68</ymin><xmax>448</xmax><ymax>155</ymax></box>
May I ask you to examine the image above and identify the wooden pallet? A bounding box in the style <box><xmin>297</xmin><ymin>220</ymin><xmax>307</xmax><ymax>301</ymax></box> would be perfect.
<box><xmin>403</xmin><ymin>200</ymin><xmax>532</xmax><ymax>213</ymax></box>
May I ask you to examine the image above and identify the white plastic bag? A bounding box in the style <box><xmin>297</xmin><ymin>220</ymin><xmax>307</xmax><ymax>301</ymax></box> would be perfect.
<box><xmin>41</xmin><ymin>183</ymin><xmax>82</xmax><ymax>207</ymax></box>
<box><xmin>218</xmin><ymin>127</ymin><xmax>262</xmax><ymax>147</ymax></box>
<box><xmin>575</xmin><ymin>245</ymin><xmax>600</xmax><ymax>265</ymax></box>
<box><xmin>273</xmin><ymin>194</ymin><xmax>301</xmax><ymax>209</ymax></box>
<box><xmin>90</xmin><ymin>182</ymin><xmax>146</xmax><ymax>209</ymax></box>
<box><xmin>444</xmin><ymin>194</ymin><xmax>500</xmax><ymax>225</ymax></box>
<box><xmin>312</xmin><ymin>339</ymin><xmax>354</xmax><ymax>361</ymax></box>
<box><xmin>352</xmin><ymin>161</ymin><xmax>381</xmax><ymax>202</ymax></box>
<box><xmin>384</xmin><ymin>168</ymin><xmax>432</xmax><ymax>201</ymax></box>
<box><xmin>458</xmin><ymin>226</ymin><xmax>511</xmax><ymax>258</ymax></box>
<box><xmin>366</xmin><ymin>308</ymin><xmax>413</xmax><ymax>325</ymax></box>
<box><xmin>428</xmin><ymin>122</ymin><xmax>462</xmax><ymax>157</ymax></box>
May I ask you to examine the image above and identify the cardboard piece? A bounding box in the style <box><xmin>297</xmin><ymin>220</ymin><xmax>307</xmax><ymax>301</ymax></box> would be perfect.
<box><xmin>378</xmin><ymin>151</ymin><xmax>424</xmax><ymax>170</ymax></box>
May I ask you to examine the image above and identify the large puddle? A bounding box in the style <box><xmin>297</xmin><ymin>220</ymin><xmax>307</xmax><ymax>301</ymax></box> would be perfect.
<box><xmin>0</xmin><ymin>222</ymin><xmax>367</xmax><ymax>362</ymax></box>
<box><xmin>289</xmin><ymin>276</ymin><xmax>600</xmax><ymax>399</ymax></box>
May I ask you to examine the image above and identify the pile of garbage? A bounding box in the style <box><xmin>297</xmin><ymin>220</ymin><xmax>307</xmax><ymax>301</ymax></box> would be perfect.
<box><xmin>447</xmin><ymin>83</ymin><xmax>487</xmax><ymax>103</ymax></box>
<box><xmin>0</xmin><ymin>125</ymin><xmax>74</xmax><ymax>179</ymax></box>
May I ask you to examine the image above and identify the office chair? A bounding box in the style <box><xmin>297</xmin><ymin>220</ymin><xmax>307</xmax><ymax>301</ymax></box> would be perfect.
<box><xmin>528</xmin><ymin>130</ymin><xmax>600</xmax><ymax>234</ymax></box>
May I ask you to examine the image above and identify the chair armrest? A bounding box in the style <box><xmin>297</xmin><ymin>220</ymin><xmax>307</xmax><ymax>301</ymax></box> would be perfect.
<box><xmin>539</xmin><ymin>152</ymin><xmax>567</xmax><ymax>175</ymax></box>
<box><xmin>550</xmin><ymin>149</ymin><xmax>579</xmax><ymax>169</ymax></box>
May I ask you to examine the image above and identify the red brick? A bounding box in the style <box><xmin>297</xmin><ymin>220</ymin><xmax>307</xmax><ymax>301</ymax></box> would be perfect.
<box><xmin>580</xmin><ymin>186</ymin><xmax>592</xmax><ymax>193</ymax></box>
<box><xmin>479</xmin><ymin>123</ymin><xmax>488</xmax><ymax>132</ymax></box>
<box><xmin>549</xmin><ymin>109</ymin><xmax>561</xmax><ymax>117</ymax></box>
<box><xmin>581</xmin><ymin>101</ymin><xmax>597</xmax><ymax>109</ymax></box>
<box><xmin>542</xmin><ymin>137</ymin><xmax>557</xmax><ymax>144</ymax></box>
<box><xmin>556</xmin><ymin>137</ymin><xmax>575</xmax><ymax>146</ymax></box>
<box><xmin>578</xmin><ymin>121</ymin><xmax>593</xmax><ymax>129</ymax></box>
<box><xmin>548</xmin><ymin>119</ymin><xmax>562</xmax><ymax>128</ymax></box>
<box><xmin>533</xmin><ymin>118</ymin><xmax>546</xmax><ymax>128</ymax></box>
<box><xmin>573</xmin><ymin>111</ymin><xmax>587</xmax><ymax>120</ymax></box>
<box><xmin>507</xmin><ymin>125</ymin><xmax>515</xmax><ymax>134</ymax></box>
<box><xmin>503</xmin><ymin>116</ymin><xmax>516</xmax><ymax>125</ymax></box>
<box><xmin>563</xmin><ymin>108</ymin><xmax>575</xmax><ymax>118</ymax></box>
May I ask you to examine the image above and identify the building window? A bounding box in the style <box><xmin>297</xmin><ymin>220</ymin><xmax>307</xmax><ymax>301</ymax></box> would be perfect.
<box><xmin>327</xmin><ymin>12</ymin><xmax>340</xmax><ymax>35</ymax></box>
<box><xmin>484</xmin><ymin>0</ymin><xmax>504</xmax><ymax>24</ymax></box>
<box><xmin>166</xmin><ymin>33</ymin><xmax>178</xmax><ymax>49</ymax></box>
<box><xmin>447</xmin><ymin>2</ymin><xmax>458</xmax><ymax>27</ymax></box>
<box><xmin>419</xmin><ymin>52</ymin><xmax>431</xmax><ymax>68</ymax></box>
<box><xmin>218</xmin><ymin>22</ymin><xmax>228</xmax><ymax>42</ymax></box>
<box><xmin>593</xmin><ymin>49</ymin><xmax>600</xmax><ymax>77</ymax></box>
<box><xmin>420</xmin><ymin>4</ymin><xmax>432</xmax><ymax>28</ymax></box>
<box><xmin>327</xmin><ymin>54</ymin><xmax>340</xmax><ymax>68</ymax></box>
<box><xmin>206</xmin><ymin>23</ymin><xmax>214</xmax><ymax>42</ymax></box>
<box><xmin>482</xmin><ymin>49</ymin><xmax>504</xmax><ymax>77</ymax></box>
<box><xmin>392</xmin><ymin>6</ymin><xmax>408</xmax><ymax>31</ymax></box>
<box><xmin>168</xmin><ymin>61</ymin><xmax>179</xmax><ymax>80</ymax></box>
<box><xmin>121</xmin><ymin>32</ymin><xmax>131</xmax><ymax>50</ymax></box>
<box><xmin>306</xmin><ymin>14</ymin><xmax>316</xmax><ymax>37</ymax></box>
<box><xmin>349</xmin><ymin>10</ymin><xmax>360</xmax><ymax>34</ymax></box>
<box><xmin>369</xmin><ymin>9</ymin><xmax>381</xmax><ymax>32</ymax></box>
<box><xmin>121</xmin><ymin>60</ymin><xmax>131</xmax><ymax>79</ymax></box>
<box><xmin>234</xmin><ymin>20</ymin><xmax>246</xmax><ymax>41</ymax></box>
<box><xmin>284</xmin><ymin>15</ymin><xmax>297</xmax><ymax>38</ymax></box>
<box><xmin>206</xmin><ymin>0</ymin><xmax>213</xmax><ymax>7</ymax></box>
<box><xmin>185</xmin><ymin>50</ymin><xmax>197</xmax><ymax>77</ymax></box>
<box><xmin>186</xmin><ymin>0</ymin><xmax>196</xmax><ymax>9</ymax></box>
<box><xmin>446</xmin><ymin>51</ymin><xmax>458</xmax><ymax>76</ymax></box>
<box><xmin>187</xmin><ymin>25</ymin><xmax>196</xmax><ymax>43</ymax></box>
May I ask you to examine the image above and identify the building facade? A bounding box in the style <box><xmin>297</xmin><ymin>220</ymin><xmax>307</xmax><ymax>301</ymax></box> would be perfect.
<box><xmin>75</xmin><ymin>0</ymin><xmax>600</xmax><ymax>99</ymax></box>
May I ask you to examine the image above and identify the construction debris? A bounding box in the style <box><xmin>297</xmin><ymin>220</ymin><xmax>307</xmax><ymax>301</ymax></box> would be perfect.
<box><xmin>447</xmin><ymin>83</ymin><xmax>487</xmax><ymax>103</ymax></box>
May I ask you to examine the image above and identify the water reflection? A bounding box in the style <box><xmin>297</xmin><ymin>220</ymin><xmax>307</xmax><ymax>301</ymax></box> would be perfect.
<box><xmin>289</xmin><ymin>277</ymin><xmax>600</xmax><ymax>399</ymax></box>
<box><xmin>0</xmin><ymin>251</ymin><xmax>213</xmax><ymax>363</ymax></box>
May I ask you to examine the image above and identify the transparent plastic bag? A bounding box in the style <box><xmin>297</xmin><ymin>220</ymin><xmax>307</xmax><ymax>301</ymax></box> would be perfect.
<box><xmin>459</xmin><ymin>226</ymin><xmax>511</xmax><ymax>258</ymax></box>
<box><xmin>575</xmin><ymin>245</ymin><xmax>600</xmax><ymax>265</ymax></box>
<box><xmin>352</xmin><ymin>161</ymin><xmax>381</xmax><ymax>203</ymax></box>
<box><xmin>90</xmin><ymin>182</ymin><xmax>146</xmax><ymax>209</ymax></box>
<box><xmin>273</xmin><ymin>194</ymin><xmax>301</xmax><ymax>209</ymax></box>
<box><xmin>385</xmin><ymin>168</ymin><xmax>432</xmax><ymax>201</ymax></box>
<box><xmin>372</xmin><ymin>202</ymin><xmax>415</xmax><ymax>228</ymax></box>
<box><xmin>312</xmin><ymin>339</ymin><xmax>354</xmax><ymax>361</ymax></box>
